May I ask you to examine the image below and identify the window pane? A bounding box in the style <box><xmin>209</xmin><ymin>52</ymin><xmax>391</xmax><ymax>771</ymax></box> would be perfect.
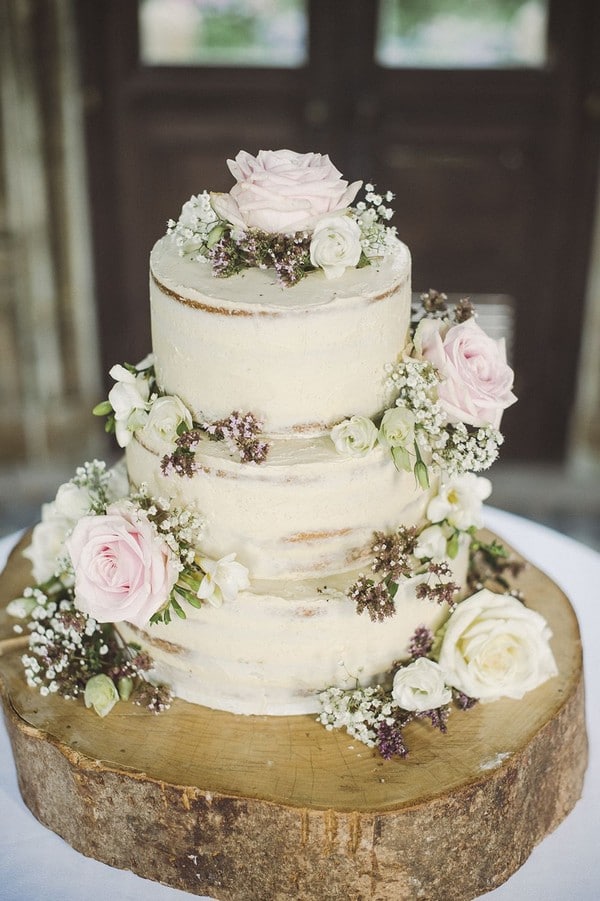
<box><xmin>139</xmin><ymin>0</ymin><xmax>307</xmax><ymax>67</ymax></box>
<box><xmin>376</xmin><ymin>0</ymin><xmax>548</xmax><ymax>69</ymax></box>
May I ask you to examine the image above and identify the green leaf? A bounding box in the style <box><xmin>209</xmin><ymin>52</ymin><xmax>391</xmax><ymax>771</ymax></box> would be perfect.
<box><xmin>171</xmin><ymin>597</ymin><xmax>187</xmax><ymax>620</ymax></box>
<box><xmin>447</xmin><ymin>531</ymin><xmax>460</xmax><ymax>559</ymax></box>
<box><xmin>92</xmin><ymin>400</ymin><xmax>113</xmax><ymax>416</ymax></box>
<box><xmin>387</xmin><ymin>579</ymin><xmax>399</xmax><ymax>600</ymax></box>
<box><xmin>206</xmin><ymin>224</ymin><xmax>226</xmax><ymax>248</ymax></box>
<box><xmin>391</xmin><ymin>445</ymin><xmax>411</xmax><ymax>473</ymax></box>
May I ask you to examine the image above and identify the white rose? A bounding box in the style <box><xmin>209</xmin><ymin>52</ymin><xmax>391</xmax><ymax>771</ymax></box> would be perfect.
<box><xmin>378</xmin><ymin>406</ymin><xmax>416</xmax><ymax>449</ymax></box>
<box><xmin>427</xmin><ymin>473</ymin><xmax>492</xmax><ymax>531</ymax></box>
<box><xmin>108</xmin><ymin>364</ymin><xmax>151</xmax><ymax>448</ymax></box>
<box><xmin>392</xmin><ymin>658</ymin><xmax>452</xmax><ymax>712</ymax></box>
<box><xmin>331</xmin><ymin>415</ymin><xmax>378</xmax><ymax>457</ymax></box>
<box><xmin>438</xmin><ymin>589</ymin><xmax>558</xmax><ymax>702</ymax></box>
<box><xmin>309</xmin><ymin>215</ymin><xmax>362</xmax><ymax>279</ymax></box>
<box><xmin>197</xmin><ymin>552</ymin><xmax>250</xmax><ymax>607</ymax></box>
<box><xmin>414</xmin><ymin>524</ymin><xmax>448</xmax><ymax>560</ymax></box>
<box><xmin>143</xmin><ymin>395</ymin><xmax>193</xmax><ymax>445</ymax></box>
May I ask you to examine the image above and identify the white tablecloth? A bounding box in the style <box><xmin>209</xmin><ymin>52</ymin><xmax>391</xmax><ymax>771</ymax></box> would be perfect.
<box><xmin>1</xmin><ymin>508</ymin><xmax>598</xmax><ymax>901</ymax></box>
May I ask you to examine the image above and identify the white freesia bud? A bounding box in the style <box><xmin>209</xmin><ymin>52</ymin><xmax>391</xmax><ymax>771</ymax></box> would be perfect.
<box><xmin>427</xmin><ymin>473</ymin><xmax>492</xmax><ymax>531</ymax></box>
<box><xmin>143</xmin><ymin>395</ymin><xmax>193</xmax><ymax>445</ymax></box>
<box><xmin>310</xmin><ymin>215</ymin><xmax>362</xmax><ymax>279</ymax></box>
<box><xmin>392</xmin><ymin>658</ymin><xmax>451</xmax><ymax>712</ymax></box>
<box><xmin>413</xmin><ymin>524</ymin><xmax>448</xmax><ymax>561</ymax></box>
<box><xmin>197</xmin><ymin>553</ymin><xmax>250</xmax><ymax>607</ymax></box>
<box><xmin>84</xmin><ymin>674</ymin><xmax>119</xmax><ymax>717</ymax></box>
<box><xmin>438</xmin><ymin>589</ymin><xmax>558</xmax><ymax>702</ymax></box>
<box><xmin>331</xmin><ymin>415</ymin><xmax>378</xmax><ymax>457</ymax></box>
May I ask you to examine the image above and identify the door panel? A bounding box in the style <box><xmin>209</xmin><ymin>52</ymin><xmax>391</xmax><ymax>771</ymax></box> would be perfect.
<box><xmin>76</xmin><ymin>0</ymin><xmax>600</xmax><ymax>461</ymax></box>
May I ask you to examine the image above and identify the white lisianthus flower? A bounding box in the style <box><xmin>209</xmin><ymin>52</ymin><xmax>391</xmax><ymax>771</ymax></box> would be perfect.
<box><xmin>378</xmin><ymin>406</ymin><xmax>416</xmax><ymax>449</ymax></box>
<box><xmin>413</xmin><ymin>524</ymin><xmax>448</xmax><ymax>561</ymax></box>
<box><xmin>108</xmin><ymin>363</ymin><xmax>151</xmax><ymax>448</ymax></box>
<box><xmin>197</xmin><ymin>553</ymin><xmax>250</xmax><ymax>607</ymax></box>
<box><xmin>427</xmin><ymin>473</ymin><xmax>492</xmax><ymax>531</ymax></box>
<box><xmin>143</xmin><ymin>395</ymin><xmax>193</xmax><ymax>445</ymax></box>
<box><xmin>331</xmin><ymin>415</ymin><xmax>378</xmax><ymax>457</ymax></box>
<box><xmin>438</xmin><ymin>589</ymin><xmax>558</xmax><ymax>702</ymax></box>
<box><xmin>392</xmin><ymin>658</ymin><xmax>451</xmax><ymax>712</ymax></box>
<box><xmin>309</xmin><ymin>214</ymin><xmax>362</xmax><ymax>279</ymax></box>
<box><xmin>84</xmin><ymin>674</ymin><xmax>119</xmax><ymax>718</ymax></box>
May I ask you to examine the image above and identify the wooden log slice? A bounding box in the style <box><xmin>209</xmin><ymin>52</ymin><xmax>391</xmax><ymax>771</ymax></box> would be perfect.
<box><xmin>0</xmin><ymin>533</ymin><xmax>587</xmax><ymax>901</ymax></box>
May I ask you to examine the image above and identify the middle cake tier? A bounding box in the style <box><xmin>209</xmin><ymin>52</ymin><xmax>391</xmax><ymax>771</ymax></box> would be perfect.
<box><xmin>126</xmin><ymin>430</ymin><xmax>435</xmax><ymax>582</ymax></box>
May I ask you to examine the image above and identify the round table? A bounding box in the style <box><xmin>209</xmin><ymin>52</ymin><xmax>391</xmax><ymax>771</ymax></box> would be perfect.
<box><xmin>0</xmin><ymin>507</ymin><xmax>598</xmax><ymax>901</ymax></box>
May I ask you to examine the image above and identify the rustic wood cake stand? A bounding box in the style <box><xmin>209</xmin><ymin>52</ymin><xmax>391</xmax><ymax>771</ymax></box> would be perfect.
<box><xmin>0</xmin><ymin>533</ymin><xmax>587</xmax><ymax>901</ymax></box>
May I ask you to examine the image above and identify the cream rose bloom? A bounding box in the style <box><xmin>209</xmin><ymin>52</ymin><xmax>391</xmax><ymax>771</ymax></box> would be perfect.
<box><xmin>438</xmin><ymin>589</ymin><xmax>558</xmax><ymax>702</ymax></box>
<box><xmin>211</xmin><ymin>149</ymin><xmax>361</xmax><ymax>234</ymax></box>
<box><xmin>415</xmin><ymin>318</ymin><xmax>516</xmax><ymax>429</ymax></box>
<box><xmin>331</xmin><ymin>415</ymin><xmax>378</xmax><ymax>457</ymax></box>
<box><xmin>309</xmin><ymin>214</ymin><xmax>362</xmax><ymax>279</ymax></box>
<box><xmin>142</xmin><ymin>394</ymin><xmax>193</xmax><ymax>445</ymax></box>
<box><xmin>66</xmin><ymin>503</ymin><xmax>179</xmax><ymax>627</ymax></box>
<box><xmin>392</xmin><ymin>658</ymin><xmax>452</xmax><ymax>712</ymax></box>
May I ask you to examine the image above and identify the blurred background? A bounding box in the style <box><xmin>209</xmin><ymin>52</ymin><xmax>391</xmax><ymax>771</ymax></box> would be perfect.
<box><xmin>0</xmin><ymin>0</ymin><xmax>599</xmax><ymax>549</ymax></box>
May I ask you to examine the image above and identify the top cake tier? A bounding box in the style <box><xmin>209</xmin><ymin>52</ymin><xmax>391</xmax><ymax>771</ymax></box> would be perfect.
<box><xmin>150</xmin><ymin>234</ymin><xmax>411</xmax><ymax>437</ymax></box>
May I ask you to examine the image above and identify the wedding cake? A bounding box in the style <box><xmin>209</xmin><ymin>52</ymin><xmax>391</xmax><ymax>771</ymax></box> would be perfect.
<box><xmin>12</xmin><ymin>150</ymin><xmax>558</xmax><ymax>757</ymax></box>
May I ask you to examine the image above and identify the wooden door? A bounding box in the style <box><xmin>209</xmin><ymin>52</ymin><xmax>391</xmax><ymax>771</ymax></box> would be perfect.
<box><xmin>76</xmin><ymin>0</ymin><xmax>600</xmax><ymax>461</ymax></box>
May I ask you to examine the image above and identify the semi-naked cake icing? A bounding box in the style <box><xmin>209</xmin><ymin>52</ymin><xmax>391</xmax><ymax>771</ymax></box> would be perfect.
<box><xmin>13</xmin><ymin>150</ymin><xmax>558</xmax><ymax>755</ymax></box>
<box><xmin>149</xmin><ymin>233</ymin><xmax>411</xmax><ymax>435</ymax></box>
<box><xmin>121</xmin><ymin>229</ymin><xmax>469</xmax><ymax>714</ymax></box>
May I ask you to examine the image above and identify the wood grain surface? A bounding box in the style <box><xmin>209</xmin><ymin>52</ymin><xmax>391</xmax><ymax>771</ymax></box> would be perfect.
<box><xmin>0</xmin><ymin>534</ymin><xmax>588</xmax><ymax>900</ymax></box>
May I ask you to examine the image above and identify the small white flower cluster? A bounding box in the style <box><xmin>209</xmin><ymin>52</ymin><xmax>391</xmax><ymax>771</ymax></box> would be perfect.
<box><xmin>137</xmin><ymin>488</ymin><xmax>206</xmax><ymax>571</ymax></box>
<box><xmin>353</xmin><ymin>184</ymin><xmax>397</xmax><ymax>259</ymax></box>
<box><xmin>384</xmin><ymin>359</ymin><xmax>502</xmax><ymax>476</ymax></box>
<box><xmin>317</xmin><ymin>685</ymin><xmax>395</xmax><ymax>748</ymax></box>
<box><xmin>430</xmin><ymin>421</ymin><xmax>503</xmax><ymax>476</ymax></box>
<box><xmin>22</xmin><ymin>587</ymin><xmax>105</xmax><ymax>699</ymax></box>
<box><xmin>167</xmin><ymin>191</ymin><xmax>220</xmax><ymax>261</ymax></box>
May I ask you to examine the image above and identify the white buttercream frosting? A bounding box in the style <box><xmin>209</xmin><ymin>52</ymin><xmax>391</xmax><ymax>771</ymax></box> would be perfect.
<box><xmin>118</xmin><ymin>538</ymin><xmax>469</xmax><ymax>716</ymax></box>
<box><xmin>150</xmin><ymin>234</ymin><xmax>411</xmax><ymax>436</ymax></box>
<box><xmin>125</xmin><ymin>232</ymin><xmax>474</xmax><ymax>716</ymax></box>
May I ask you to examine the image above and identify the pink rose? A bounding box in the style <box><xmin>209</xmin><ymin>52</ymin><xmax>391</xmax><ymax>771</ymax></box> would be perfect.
<box><xmin>416</xmin><ymin>318</ymin><xmax>516</xmax><ymax>429</ymax></box>
<box><xmin>210</xmin><ymin>149</ymin><xmax>361</xmax><ymax>234</ymax></box>
<box><xmin>66</xmin><ymin>504</ymin><xmax>178</xmax><ymax>627</ymax></box>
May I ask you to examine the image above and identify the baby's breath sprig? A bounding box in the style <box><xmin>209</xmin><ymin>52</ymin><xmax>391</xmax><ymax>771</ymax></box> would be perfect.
<box><xmin>15</xmin><ymin>584</ymin><xmax>170</xmax><ymax>713</ymax></box>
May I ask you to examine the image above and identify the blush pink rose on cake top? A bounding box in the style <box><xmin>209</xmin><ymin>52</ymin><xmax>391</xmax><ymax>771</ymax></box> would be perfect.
<box><xmin>7</xmin><ymin>150</ymin><xmax>557</xmax><ymax>759</ymax></box>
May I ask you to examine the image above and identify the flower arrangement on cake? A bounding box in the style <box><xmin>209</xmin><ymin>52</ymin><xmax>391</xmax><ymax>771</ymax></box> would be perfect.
<box><xmin>7</xmin><ymin>149</ymin><xmax>558</xmax><ymax>757</ymax></box>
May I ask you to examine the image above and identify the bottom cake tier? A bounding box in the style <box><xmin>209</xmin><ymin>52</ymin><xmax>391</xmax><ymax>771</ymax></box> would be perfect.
<box><xmin>0</xmin><ymin>531</ymin><xmax>587</xmax><ymax>901</ymax></box>
<box><xmin>118</xmin><ymin>541</ymin><xmax>469</xmax><ymax>716</ymax></box>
